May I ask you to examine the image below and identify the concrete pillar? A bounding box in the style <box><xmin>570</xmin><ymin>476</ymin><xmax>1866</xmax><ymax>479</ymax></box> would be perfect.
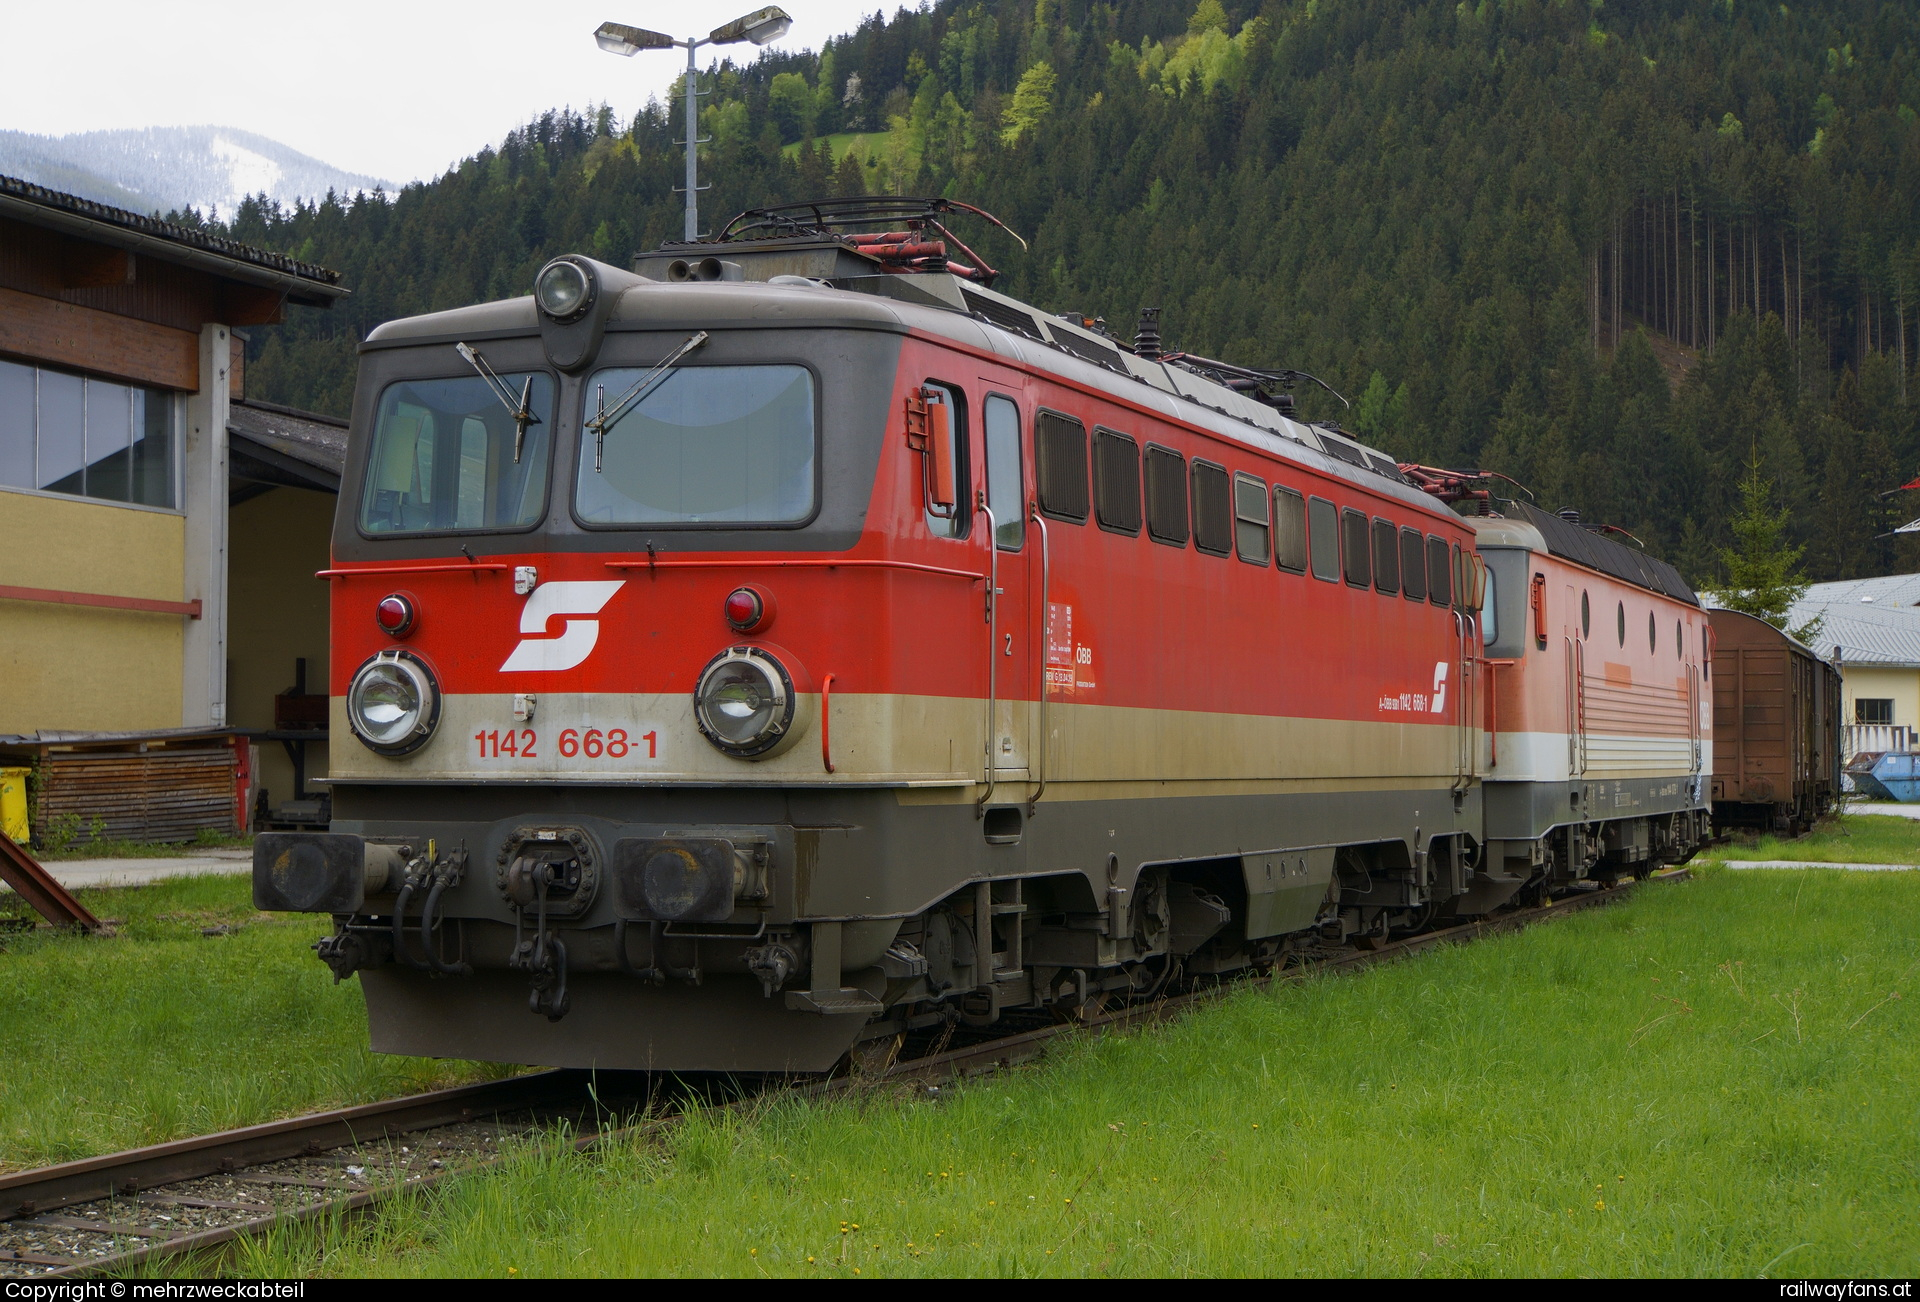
<box><xmin>181</xmin><ymin>322</ymin><xmax>231</xmax><ymax>727</ymax></box>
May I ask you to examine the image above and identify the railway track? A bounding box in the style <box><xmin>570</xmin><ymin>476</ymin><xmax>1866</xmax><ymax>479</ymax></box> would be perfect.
<box><xmin>0</xmin><ymin>870</ymin><xmax>1685</xmax><ymax>1278</ymax></box>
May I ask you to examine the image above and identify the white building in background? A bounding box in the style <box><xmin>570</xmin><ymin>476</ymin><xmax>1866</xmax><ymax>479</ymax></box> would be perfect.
<box><xmin>1781</xmin><ymin>575</ymin><xmax>1920</xmax><ymax>753</ymax></box>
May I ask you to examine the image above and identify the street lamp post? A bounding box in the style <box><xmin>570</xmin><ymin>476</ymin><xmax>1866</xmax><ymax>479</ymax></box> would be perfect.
<box><xmin>596</xmin><ymin>7</ymin><xmax>794</xmax><ymax>241</ymax></box>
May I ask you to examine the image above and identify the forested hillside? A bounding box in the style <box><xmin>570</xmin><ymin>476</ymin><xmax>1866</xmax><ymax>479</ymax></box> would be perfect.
<box><xmin>205</xmin><ymin>0</ymin><xmax>1920</xmax><ymax>584</ymax></box>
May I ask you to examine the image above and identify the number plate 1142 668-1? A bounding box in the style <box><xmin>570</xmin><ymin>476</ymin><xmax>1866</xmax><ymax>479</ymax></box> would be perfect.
<box><xmin>473</xmin><ymin>727</ymin><xmax>658</xmax><ymax>761</ymax></box>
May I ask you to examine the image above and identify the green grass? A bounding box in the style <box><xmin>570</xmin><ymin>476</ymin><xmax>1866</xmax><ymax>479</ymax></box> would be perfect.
<box><xmin>1700</xmin><ymin>812</ymin><xmax>1920</xmax><ymax>865</ymax></box>
<box><xmin>35</xmin><ymin>828</ymin><xmax>254</xmax><ymax>860</ymax></box>
<box><xmin>223</xmin><ymin>866</ymin><xmax>1918</xmax><ymax>1278</ymax></box>
<box><xmin>0</xmin><ymin>873</ymin><xmax>501</xmax><ymax>1171</ymax></box>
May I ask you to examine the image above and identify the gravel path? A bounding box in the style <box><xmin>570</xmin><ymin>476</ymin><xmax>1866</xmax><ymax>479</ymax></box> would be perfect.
<box><xmin>1</xmin><ymin>849</ymin><xmax>250</xmax><ymax>892</ymax></box>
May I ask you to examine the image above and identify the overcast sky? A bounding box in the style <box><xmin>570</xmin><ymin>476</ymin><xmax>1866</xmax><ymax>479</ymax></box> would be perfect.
<box><xmin>3</xmin><ymin>1</ymin><xmax>888</xmax><ymax>185</ymax></box>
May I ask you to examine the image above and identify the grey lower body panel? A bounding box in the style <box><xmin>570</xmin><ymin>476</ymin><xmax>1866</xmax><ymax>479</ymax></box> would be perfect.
<box><xmin>332</xmin><ymin>779</ymin><xmax>1479</xmax><ymax>918</ymax></box>
<box><xmin>334</xmin><ymin>778</ymin><xmax>1479</xmax><ymax>1071</ymax></box>
<box><xmin>361</xmin><ymin>969</ymin><xmax>868</xmax><ymax>1073</ymax></box>
<box><xmin>1483</xmin><ymin>774</ymin><xmax>1705</xmax><ymax>843</ymax></box>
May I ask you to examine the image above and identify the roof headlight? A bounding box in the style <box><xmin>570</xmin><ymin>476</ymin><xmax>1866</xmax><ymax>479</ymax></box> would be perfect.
<box><xmin>694</xmin><ymin>646</ymin><xmax>794</xmax><ymax>758</ymax></box>
<box><xmin>346</xmin><ymin>649</ymin><xmax>441</xmax><ymax>756</ymax></box>
<box><xmin>535</xmin><ymin>258</ymin><xmax>594</xmax><ymax>321</ymax></box>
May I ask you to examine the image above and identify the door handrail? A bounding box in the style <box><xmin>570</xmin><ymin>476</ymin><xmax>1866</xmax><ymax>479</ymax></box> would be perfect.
<box><xmin>976</xmin><ymin>493</ymin><xmax>999</xmax><ymax>816</ymax></box>
<box><xmin>1028</xmin><ymin>503</ymin><xmax>1050</xmax><ymax>815</ymax></box>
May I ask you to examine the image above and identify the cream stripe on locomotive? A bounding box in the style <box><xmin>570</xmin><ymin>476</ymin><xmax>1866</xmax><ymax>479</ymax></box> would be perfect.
<box><xmin>330</xmin><ymin>692</ymin><xmax>1463</xmax><ymax>788</ymax></box>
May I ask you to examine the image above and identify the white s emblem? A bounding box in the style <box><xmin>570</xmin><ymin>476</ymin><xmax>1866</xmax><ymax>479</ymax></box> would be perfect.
<box><xmin>500</xmin><ymin>581</ymin><xmax>626</xmax><ymax>673</ymax></box>
<box><xmin>1431</xmin><ymin>661</ymin><xmax>1448</xmax><ymax>713</ymax></box>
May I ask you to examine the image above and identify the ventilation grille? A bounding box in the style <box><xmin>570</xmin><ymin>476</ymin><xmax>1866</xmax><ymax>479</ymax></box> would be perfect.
<box><xmin>1516</xmin><ymin>502</ymin><xmax>1699</xmax><ymax>605</ymax></box>
<box><xmin>1367</xmin><ymin>454</ymin><xmax>1410</xmax><ymax>484</ymax></box>
<box><xmin>1145</xmin><ymin>445</ymin><xmax>1189</xmax><ymax>545</ymax></box>
<box><xmin>1312</xmin><ymin>428</ymin><xmax>1372</xmax><ymax>469</ymax></box>
<box><xmin>1191</xmin><ymin>461</ymin><xmax>1233</xmax><ymax>557</ymax></box>
<box><xmin>1035</xmin><ymin>410</ymin><xmax>1090</xmax><ymax>522</ymax></box>
<box><xmin>1093</xmin><ymin>429</ymin><xmax>1142</xmax><ymax>534</ymax></box>
<box><xmin>962</xmin><ymin>289</ymin><xmax>1043</xmax><ymax>339</ymax></box>
<box><xmin>1047</xmin><ymin>326</ymin><xmax>1126</xmax><ymax>370</ymax></box>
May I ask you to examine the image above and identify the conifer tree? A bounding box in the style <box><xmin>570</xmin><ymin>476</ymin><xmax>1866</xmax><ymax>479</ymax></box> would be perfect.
<box><xmin>1716</xmin><ymin>455</ymin><xmax>1823</xmax><ymax>642</ymax></box>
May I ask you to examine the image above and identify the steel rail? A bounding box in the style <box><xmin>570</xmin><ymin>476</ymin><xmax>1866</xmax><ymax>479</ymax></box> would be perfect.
<box><xmin>3</xmin><ymin>870</ymin><xmax>1686</xmax><ymax>1278</ymax></box>
<box><xmin>0</xmin><ymin>1072</ymin><xmax>594</xmax><ymax>1223</ymax></box>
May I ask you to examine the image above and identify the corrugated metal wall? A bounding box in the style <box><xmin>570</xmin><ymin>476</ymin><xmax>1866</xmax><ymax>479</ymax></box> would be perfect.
<box><xmin>34</xmin><ymin>746</ymin><xmax>236</xmax><ymax>843</ymax></box>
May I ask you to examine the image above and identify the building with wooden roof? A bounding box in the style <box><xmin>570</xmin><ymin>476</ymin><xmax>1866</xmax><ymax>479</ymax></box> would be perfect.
<box><xmin>0</xmin><ymin>175</ymin><xmax>348</xmax><ymax>840</ymax></box>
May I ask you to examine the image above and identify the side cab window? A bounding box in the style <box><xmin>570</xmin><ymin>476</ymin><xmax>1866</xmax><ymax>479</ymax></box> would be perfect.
<box><xmin>985</xmin><ymin>394</ymin><xmax>1024</xmax><ymax>550</ymax></box>
<box><xmin>921</xmin><ymin>382</ymin><xmax>969</xmax><ymax>539</ymax></box>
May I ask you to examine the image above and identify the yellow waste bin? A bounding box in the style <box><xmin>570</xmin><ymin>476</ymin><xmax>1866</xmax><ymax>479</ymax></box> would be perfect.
<box><xmin>0</xmin><ymin>767</ymin><xmax>28</xmax><ymax>844</ymax></box>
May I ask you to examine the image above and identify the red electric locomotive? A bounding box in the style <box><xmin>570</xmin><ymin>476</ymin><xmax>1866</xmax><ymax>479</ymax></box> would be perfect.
<box><xmin>254</xmin><ymin>199</ymin><xmax>1709</xmax><ymax>1071</ymax></box>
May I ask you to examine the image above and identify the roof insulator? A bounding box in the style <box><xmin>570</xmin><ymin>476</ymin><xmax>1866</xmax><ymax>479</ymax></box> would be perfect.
<box><xmin>1133</xmin><ymin>306</ymin><xmax>1162</xmax><ymax>359</ymax></box>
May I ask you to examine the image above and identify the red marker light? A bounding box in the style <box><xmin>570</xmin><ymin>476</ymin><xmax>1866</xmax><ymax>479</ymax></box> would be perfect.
<box><xmin>376</xmin><ymin>594</ymin><xmax>416</xmax><ymax>637</ymax></box>
<box><xmin>724</xmin><ymin>586</ymin><xmax>769</xmax><ymax>633</ymax></box>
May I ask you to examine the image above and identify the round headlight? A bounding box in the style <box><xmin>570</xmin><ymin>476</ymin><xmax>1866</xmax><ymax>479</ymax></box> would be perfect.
<box><xmin>693</xmin><ymin>647</ymin><xmax>794</xmax><ymax>758</ymax></box>
<box><xmin>534</xmin><ymin>258</ymin><xmax>592</xmax><ymax>320</ymax></box>
<box><xmin>346</xmin><ymin>650</ymin><xmax>440</xmax><ymax>756</ymax></box>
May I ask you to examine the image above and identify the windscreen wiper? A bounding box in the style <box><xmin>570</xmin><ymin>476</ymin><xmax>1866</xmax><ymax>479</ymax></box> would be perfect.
<box><xmin>454</xmin><ymin>342</ymin><xmax>542</xmax><ymax>462</ymax></box>
<box><xmin>585</xmin><ymin>331</ymin><xmax>711</xmax><ymax>473</ymax></box>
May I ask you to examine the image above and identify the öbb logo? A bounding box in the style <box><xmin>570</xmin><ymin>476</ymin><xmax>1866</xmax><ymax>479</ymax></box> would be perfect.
<box><xmin>500</xmin><ymin>581</ymin><xmax>626</xmax><ymax>673</ymax></box>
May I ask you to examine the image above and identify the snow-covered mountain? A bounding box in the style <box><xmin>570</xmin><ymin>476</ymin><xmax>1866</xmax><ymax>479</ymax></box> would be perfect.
<box><xmin>0</xmin><ymin>126</ymin><xmax>393</xmax><ymax>217</ymax></box>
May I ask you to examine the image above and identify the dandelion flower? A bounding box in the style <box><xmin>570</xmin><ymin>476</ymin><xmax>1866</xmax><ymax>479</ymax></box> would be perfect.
<box><xmin>1594</xmin><ymin>1200</ymin><xmax>1605</xmax><ymax>1211</ymax></box>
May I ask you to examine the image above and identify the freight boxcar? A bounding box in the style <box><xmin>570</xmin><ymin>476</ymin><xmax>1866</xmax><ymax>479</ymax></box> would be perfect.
<box><xmin>1708</xmin><ymin>608</ymin><xmax>1842</xmax><ymax>831</ymax></box>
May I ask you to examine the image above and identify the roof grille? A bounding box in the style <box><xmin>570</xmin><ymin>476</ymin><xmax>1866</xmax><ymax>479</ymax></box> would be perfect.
<box><xmin>962</xmin><ymin>289</ymin><xmax>1043</xmax><ymax>339</ymax></box>
<box><xmin>1312</xmin><ymin>428</ymin><xmax>1372</xmax><ymax>469</ymax></box>
<box><xmin>1046</xmin><ymin>325</ymin><xmax>1125</xmax><ymax>369</ymax></box>
<box><xmin>1516</xmin><ymin>502</ymin><xmax>1698</xmax><ymax>605</ymax></box>
<box><xmin>1366</xmin><ymin>454</ymin><xmax>1410</xmax><ymax>484</ymax></box>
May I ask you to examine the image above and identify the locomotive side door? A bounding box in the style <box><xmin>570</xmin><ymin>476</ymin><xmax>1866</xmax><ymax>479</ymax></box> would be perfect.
<box><xmin>977</xmin><ymin>384</ymin><xmax>1033</xmax><ymax>796</ymax></box>
<box><xmin>1564</xmin><ymin>582</ymin><xmax>1588</xmax><ymax>777</ymax></box>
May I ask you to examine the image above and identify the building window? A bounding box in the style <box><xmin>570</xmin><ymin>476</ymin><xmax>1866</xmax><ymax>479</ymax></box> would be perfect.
<box><xmin>1857</xmin><ymin>699</ymin><xmax>1894</xmax><ymax>726</ymax></box>
<box><xmin>0</xmin><ymin>357</ymin><xmax>178</xmax><ymax>509</ymax></box>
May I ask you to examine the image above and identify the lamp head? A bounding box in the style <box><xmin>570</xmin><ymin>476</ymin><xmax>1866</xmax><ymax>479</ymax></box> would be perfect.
<box><xmin>709</xmin><ymin>5</ymin><xmax>792</xmax><ymax>45</ymax></box>
<box><xmin>594</xmin><ymin>20</ymin><xmax>675</xmax><ymax>54</ymax></box>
